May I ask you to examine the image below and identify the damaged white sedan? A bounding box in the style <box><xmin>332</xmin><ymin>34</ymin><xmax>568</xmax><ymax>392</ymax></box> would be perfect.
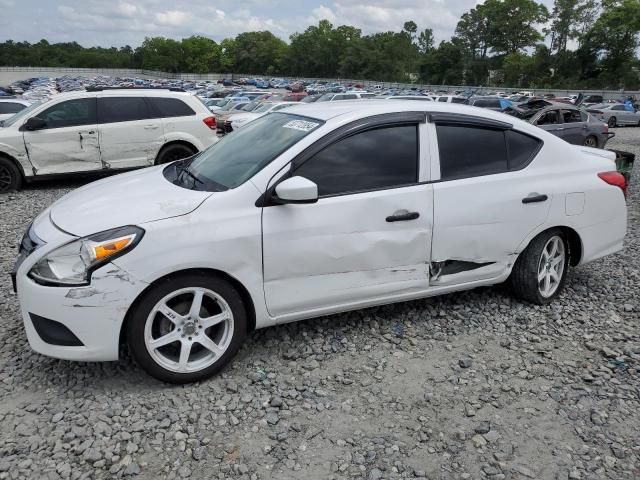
<box><xmin>14</xmin><ymin>101</ymin><xmax>627</xmax><ymax>383</ymax></box>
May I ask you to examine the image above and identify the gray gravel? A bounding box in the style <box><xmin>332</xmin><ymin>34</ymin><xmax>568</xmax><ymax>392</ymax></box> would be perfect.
<box><xmin>0</xmin><ymin>129</ymin><xmax>639</xmax><ymax>479</ymax></box>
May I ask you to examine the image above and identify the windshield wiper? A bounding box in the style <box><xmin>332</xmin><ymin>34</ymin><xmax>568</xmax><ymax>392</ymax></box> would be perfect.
<box><xmin>176</xmin><ymin>160</ymin><xmax>203</xmax><ymax>189</ymax></box>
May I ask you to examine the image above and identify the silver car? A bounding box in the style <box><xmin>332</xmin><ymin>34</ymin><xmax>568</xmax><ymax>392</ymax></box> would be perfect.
<box><xmin>587</xmin><ymin>103</ymin><xmax>640</xmax><ymax>127</ymax></box>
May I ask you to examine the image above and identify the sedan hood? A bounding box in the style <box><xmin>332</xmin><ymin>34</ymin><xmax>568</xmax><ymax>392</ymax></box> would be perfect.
<box><xmin>49</xmin><ymin>166</ymin><xmax>212</xmax><ymax>237</ymax></box>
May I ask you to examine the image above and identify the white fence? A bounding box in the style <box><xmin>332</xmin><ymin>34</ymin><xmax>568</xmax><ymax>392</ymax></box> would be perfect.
<box><xmin>1</xmin><ymin>66</ymin><xmax>638</xmax><ymax>100</ymax></box>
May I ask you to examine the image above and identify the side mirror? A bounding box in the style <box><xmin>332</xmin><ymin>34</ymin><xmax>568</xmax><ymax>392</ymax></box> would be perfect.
<box><xmin>24</xmin><ymin>117</ymin><xmax>46</xmax><ymax>131</ymax></box>
<box><xmin>274</xmin><ymin>176</ymin><xmax>318</xmax><ymax>204</ymax></box>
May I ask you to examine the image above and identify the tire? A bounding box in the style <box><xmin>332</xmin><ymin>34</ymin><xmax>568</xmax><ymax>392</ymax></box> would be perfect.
<box><xmin>583</xmin><ymin>135</ymin><xmax>598</xmax><ymax>148</ymax></box>
<box><xmin>510</xmin><ymin>229</ymin><xmax>569</xmax><ymax>305</ymax></box>
<box><xmin>127</xmin><ymin>273</ymin><xmax>247</xmax><ymax>383</ymax></box>
<box><xmin>608</xmin><ymin>117</ymin><xmax>617</xmax><ymax>128</ymax></box>
<box><xmin>155</xmin><ymin>143</ymin><xmax>196</xmax><ymax>165</ymax></box>
<box><xmin>0</xmin><ymin>156</ymin><xmax>22</xmax><ymax>194</ymax></box>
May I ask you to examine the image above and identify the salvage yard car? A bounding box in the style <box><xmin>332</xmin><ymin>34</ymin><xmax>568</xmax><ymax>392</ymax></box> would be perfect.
<box><xmin>0</xmin><ymin>88</ymin><xmax>218</xmax><ymax>193</ymax></box>
<box><xmin>13</xmin><ymin>101</ymin><xmax>627</xmax><ymax>383</ymax></box>
<box><xmin>587</xmin><ymin>103</ymin><xmax>640</xmax><ymax>127</ymax></box>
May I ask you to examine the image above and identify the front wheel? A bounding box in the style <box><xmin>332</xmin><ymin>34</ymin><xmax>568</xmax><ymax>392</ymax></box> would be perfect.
<box><xmin>127</xmin><ymin>273</ymin><xmax>247</xmax><ymax>383</ymax></box>
<box><xmin>510</xmin><ymin>230</ymin><xmax>569</xmax><ymax>304</ymax></box>
<box><xmin>0</xmin><ymin>157</ymin><xmax>21</xmax><ymax>194</ymax></box>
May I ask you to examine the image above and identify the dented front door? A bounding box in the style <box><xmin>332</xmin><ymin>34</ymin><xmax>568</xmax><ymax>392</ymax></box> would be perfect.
<box><xmin>262</xmin><ymin>185</ymin><xmax>433</xmax><ymax>317</ymax></box>
<box><xmin>23</xmin><ymin>98</ymin><xmax>102</xmax><ymax>175</ymax></box>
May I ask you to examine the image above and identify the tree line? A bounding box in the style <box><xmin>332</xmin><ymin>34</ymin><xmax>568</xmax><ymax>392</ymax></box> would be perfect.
<box><xmin>1</xmin><ymin>0</ymin><xmax>639</xmax><ymax>89</ymax></box>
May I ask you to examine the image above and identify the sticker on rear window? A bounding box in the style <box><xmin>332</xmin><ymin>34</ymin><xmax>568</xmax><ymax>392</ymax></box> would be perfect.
<box><xmin>283</xmin><ymin>120</ymin><xmax>319</xmax><ymax>132</ymax></box>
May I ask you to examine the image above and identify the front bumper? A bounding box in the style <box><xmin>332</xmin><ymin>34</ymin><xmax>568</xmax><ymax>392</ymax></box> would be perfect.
<box><xmin>15</xmin><ymin>217</ymin><xmax>149</xmax><ymax>362</ymax></box>
<box><xmin>17</xmin><ymin>264</ymin><xmax>148</xmax><ymax>361</ymax></box>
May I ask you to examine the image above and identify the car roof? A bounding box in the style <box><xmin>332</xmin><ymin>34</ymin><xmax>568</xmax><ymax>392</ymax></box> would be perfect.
<box><xmin>282</xmin><ymin>99</ymin><xmax>535</xmax><ymax>128</ymax></box>
<box><xmin>42</xmin><ymin>89</ymin><xmax>196</xmax><ymax>102</ymax></box>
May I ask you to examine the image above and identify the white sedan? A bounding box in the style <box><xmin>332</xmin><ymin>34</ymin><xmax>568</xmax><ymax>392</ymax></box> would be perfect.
<box><xmin>14</xmin><ymin>101</ymin><xmax>627</xmax><ymax>383</ymax></box>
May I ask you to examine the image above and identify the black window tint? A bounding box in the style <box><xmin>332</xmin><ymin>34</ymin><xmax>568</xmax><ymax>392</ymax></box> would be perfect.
<box><xmin>39</xmin><ymin>98</ymin><xmax>96</xmax><ymax>129</ymax></box>
<box><xmin>0</xmin><ymin>102</ymin><xmax>26</xmax><ymax>114</ymax></box>
<box><xmin>149</xmin><ymin>97</ymin><xmax>195</xmax><ymax>118</ymax></box>
<box><xmin>451</xmin><ymin>97</ymin><xmax>467</xmax><ymax>104</ymax></box>
<box><xmin>437</xmin><ymin>125</ymin><xmax>508</xmax><ymax>179</ymax></box>
<box><xmin>295</xmin><ymin>125</ymin><xmax>418</xmax><ymax>196</ymax></box>
<box><xmin>562</xmin><ymin>109</ymin><xmax>582</xmax><ymax>123</ymax></box>
<box><xmin>97</xmin><ymin>97</ymin><xmax>150</xmax><ymax>124</ymax></box>
<box><xmin>336</xmin><ymin>95</ymin><xmax>357</xmax><ymax>100</ymax></box>
<box><xmin>506</xmin><ymin>130</ymin><xmax>542</xmax><ymax>170</ymax></box>
<box><xmin>438</xmin><ymin>97</ymin><xmax>448</xmax><ymax>102</ymax></box>
<box><xmin>611</xmin><ymin>105</ymin><xmax>624</xmax><ymax>111</ymax></box>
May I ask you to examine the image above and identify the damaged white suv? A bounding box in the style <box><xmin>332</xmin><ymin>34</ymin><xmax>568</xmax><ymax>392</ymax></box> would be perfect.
<box><xmin>14</xmin><ymin>101</ymin><xmax>627</xmax><ymax>383</ymax></box>
<box><xmin>0</xmin><ymin>88</ymin><xmax>218</xmax><ymax>193</ymax></box>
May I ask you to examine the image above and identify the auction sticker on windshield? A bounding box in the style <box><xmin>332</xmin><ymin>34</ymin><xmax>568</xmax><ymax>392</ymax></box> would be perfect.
<box><xmin>283</xmin><ymin>120</ymin><xmax>320</xmax><ymax>132</ymax></box>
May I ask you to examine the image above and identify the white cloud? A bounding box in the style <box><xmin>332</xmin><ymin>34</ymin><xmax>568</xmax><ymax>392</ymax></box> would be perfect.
<box><xmin>155</xmin><ymin>10</ymin><xmax>191</xmax><ymax>27</ymax></box>
<box><xmin>0</xmin><ymin>0</ymin><xmax>557</xmax><ymax>47</ymax></box>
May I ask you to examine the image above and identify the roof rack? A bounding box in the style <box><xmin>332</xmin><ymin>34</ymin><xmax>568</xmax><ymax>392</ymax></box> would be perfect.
<box><xmin>85</xmin><ymin>87</ymin><xmax>186</xmax><ymax>92</ymax></box>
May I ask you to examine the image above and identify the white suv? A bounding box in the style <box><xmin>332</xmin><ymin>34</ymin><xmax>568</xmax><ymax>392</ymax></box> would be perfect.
<box><xmin>0</xmin><ymin>88</ymin><xmax>218</xmax><ymax>192</ymax></box>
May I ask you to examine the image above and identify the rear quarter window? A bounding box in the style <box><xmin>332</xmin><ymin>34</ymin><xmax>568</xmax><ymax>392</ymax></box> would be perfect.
<box><xmin>148</xmin><ymin>97</ymin><xmax>196</xmax><ymax>118</ymax></box>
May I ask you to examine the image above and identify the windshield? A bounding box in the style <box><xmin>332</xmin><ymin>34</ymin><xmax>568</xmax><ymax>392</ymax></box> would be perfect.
<box><xmin>185</xmin><ymin>113</ymin><xmax>323</xmax><ymax>191</ymax></box>
<box><xmin>253</xmin><ymin>102</ymin><xmax>276</xmax><ymax>113</ymax></box>
<box><xmin>241</xmin><ymin>101</ymin><xmax>260</xmax><ymax>112</ymax></box>
<box><xmin>317</xmin><ymin>93</ymin><xmax>334</xmax><ymax>102</ymax></box>
<box><xmin>3</xmin><ymin>101</ymin><xmax>43</xmax><ymax>127</ymax></box>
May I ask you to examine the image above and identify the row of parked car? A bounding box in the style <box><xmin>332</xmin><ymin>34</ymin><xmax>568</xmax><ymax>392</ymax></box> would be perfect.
<box><xmin>1</xmin><ymin>73</ymin><xmax>638</xmax><ymax>193</ymax></box>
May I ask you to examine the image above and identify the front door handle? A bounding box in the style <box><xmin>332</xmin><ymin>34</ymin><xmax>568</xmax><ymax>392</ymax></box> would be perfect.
<box><xmin>386</xmin><ymin>210</ymin><xmax>420</xmax><ymax>222</ymax></box>
<box><xmin>522</xmin><ymin>193</ymin><xmax>548</xmax><ymax>204</ymax></box>
<box><xmin>144</xmin><ymin>125</ymin><xmax>159</xmax><ymax>130</ymax></box>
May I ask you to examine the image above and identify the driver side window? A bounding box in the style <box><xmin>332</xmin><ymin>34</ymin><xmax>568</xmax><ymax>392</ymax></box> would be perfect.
<box><xmin>293</xmin><ymin>124</ymin><xmax>419</xmax><ymax>197</ymax></box>
<box><xmin>38</xmin><ymin>98</ymin><xmax>97</xmax><ymax>129</ymax></box>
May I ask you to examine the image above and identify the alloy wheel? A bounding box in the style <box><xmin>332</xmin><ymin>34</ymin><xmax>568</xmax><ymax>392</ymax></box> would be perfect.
<box><xmin>537</xmin><ymin>236</ymin><xmax>565</xmax><ymax>298</ymax></box>
<box><xmin>584</xmin><ymin>136</ymin><xmax>597</xmax><ymax>147</ymax></box>
<box><xmin>144</xmin><ymin>287</ymin><xmax>234</xmax><ymax>373</ymax></box>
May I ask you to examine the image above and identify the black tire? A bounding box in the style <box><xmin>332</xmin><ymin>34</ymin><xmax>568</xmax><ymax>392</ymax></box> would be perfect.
<box><xmin>0</xmin><ymin>156</ymin><xmax>22</xmax><ymax>194</ymax></box>
<box><xmin>510</xmin><ymin>229</ymin><xmax>570</xmax><ymax>305</ymax></box>
<box><xmin>608</xmin><ymin>117</ymin><xmax>617</xmax><ymax>128</ymax></box>
<box><xmin>583</xmin><ymin>135</ymin><xmax>598</xmax><ymax>148</ymax></box>
<box><xmin>127</xmin><ymin>273</ymin><xmax>247</xmax><ymax>383</ymax></box>
<box><xmin>155</xmin><ymin>143</ymin><xmax>196</xmax><ymax>165</ymax></box>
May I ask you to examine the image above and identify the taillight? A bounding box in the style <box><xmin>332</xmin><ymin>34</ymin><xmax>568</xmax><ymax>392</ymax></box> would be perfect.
<box><xmin>203</xmin><ymin>116</ymin><xmax>216</xmax><ymax>130</ymax></box>
<box><xmin>603</xmin><ymin>123</ymin><xmax>609</xmax><ymax>133</ymax></box>
<box><xmin>598</xmin><ymin>171</ymin><xmax>627</xmax><ymax>199</ymax></box>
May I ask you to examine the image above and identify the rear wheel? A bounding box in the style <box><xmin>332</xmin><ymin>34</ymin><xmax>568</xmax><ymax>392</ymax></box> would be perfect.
<box><xmin>155</xmin><ymin>143</ymin><xmax>196</xmax><ymax>165</ymax></box>
<box><xmin>0</xmin><ymin>156</ymin><xmax>21</xmax><ymax>194</ymax></box>
<box><xmin>127</xmin><ymin>273</ymin><xmax>247</xmax><ymax>383</ymax></box>
<box><xmin>510</xmin><ymin>229</ymin><xmax>569</xmax><ymax>304</ymax></box>
<box><xmin>608</xmin><ymin>117</ymin><xmax>617</xmax><ymax>128</ymax></box>
<box><xmin>583</xmin><ymin>135</ymin><xmax>598</xmax><ymax>148</ymax></box>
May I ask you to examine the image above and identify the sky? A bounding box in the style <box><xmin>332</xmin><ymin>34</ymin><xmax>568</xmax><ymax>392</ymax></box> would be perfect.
<box><xmin>0</xmin><ymin>0</ymin><xmax>556</xmax><ymax>47</ymax></box>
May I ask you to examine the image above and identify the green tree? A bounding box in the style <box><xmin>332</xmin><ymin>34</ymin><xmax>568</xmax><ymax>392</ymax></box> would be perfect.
<box><xmin>181</xmin><ymin>36</ymin><xmax>220</xmax><ymax>73</ymax></box>
<box><xmin>417</xmin><ymin>28</ymin><xmax>435</xmax><ymax>54</ymax></box>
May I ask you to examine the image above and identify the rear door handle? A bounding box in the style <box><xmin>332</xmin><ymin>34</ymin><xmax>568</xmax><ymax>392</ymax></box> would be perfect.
<box><xmin>144</xmin><ymin>125</ymin><xmax>159</xmax><ymax>130</ymax></box>
<box><xmin>386</xmin><ymin>210</ymin><xmax>420</xmax><ymax>222</ymax></box>
<box><xmin>522</xmin><ymin>193</ymin><xmax>548</xmax><ymax>204</ymax></box>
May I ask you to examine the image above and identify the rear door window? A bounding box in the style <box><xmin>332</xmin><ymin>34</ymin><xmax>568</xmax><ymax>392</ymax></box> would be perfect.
<box><xmin>562</xmin><ymin>110</ymin><xmax>583</xmax><ymax>123</ymax></box>
<box><xmin>536</xmin><ymin>111</ymin><xmax>561</xmax><ymax>125</ymax></box>
<box><xmin>436</xmin><ymin>125</ymin><xmax>542</xmax><ymax>180</ymax></box>
<box><xmin>97</xmin><ymin>97</ymin><xmax>151</xmax><ymax>124</ymax></box>
<box><xmin>148</xmin><ymin>97</ymin><xmax>195</xmax><ymax>118</ymax></box>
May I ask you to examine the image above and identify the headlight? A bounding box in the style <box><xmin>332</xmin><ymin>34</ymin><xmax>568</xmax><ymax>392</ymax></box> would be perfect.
<box><xmin>29</xmin><ymin>226</ymin><xmax>144</xmax><ymax>286</ymax></box>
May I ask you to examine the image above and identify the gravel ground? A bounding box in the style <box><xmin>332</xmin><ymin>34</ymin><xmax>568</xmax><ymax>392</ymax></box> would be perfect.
<box><xmin>0</xmin><ymin>129</ymin><xmax>639</xmax><ymax>480</ymax></box>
